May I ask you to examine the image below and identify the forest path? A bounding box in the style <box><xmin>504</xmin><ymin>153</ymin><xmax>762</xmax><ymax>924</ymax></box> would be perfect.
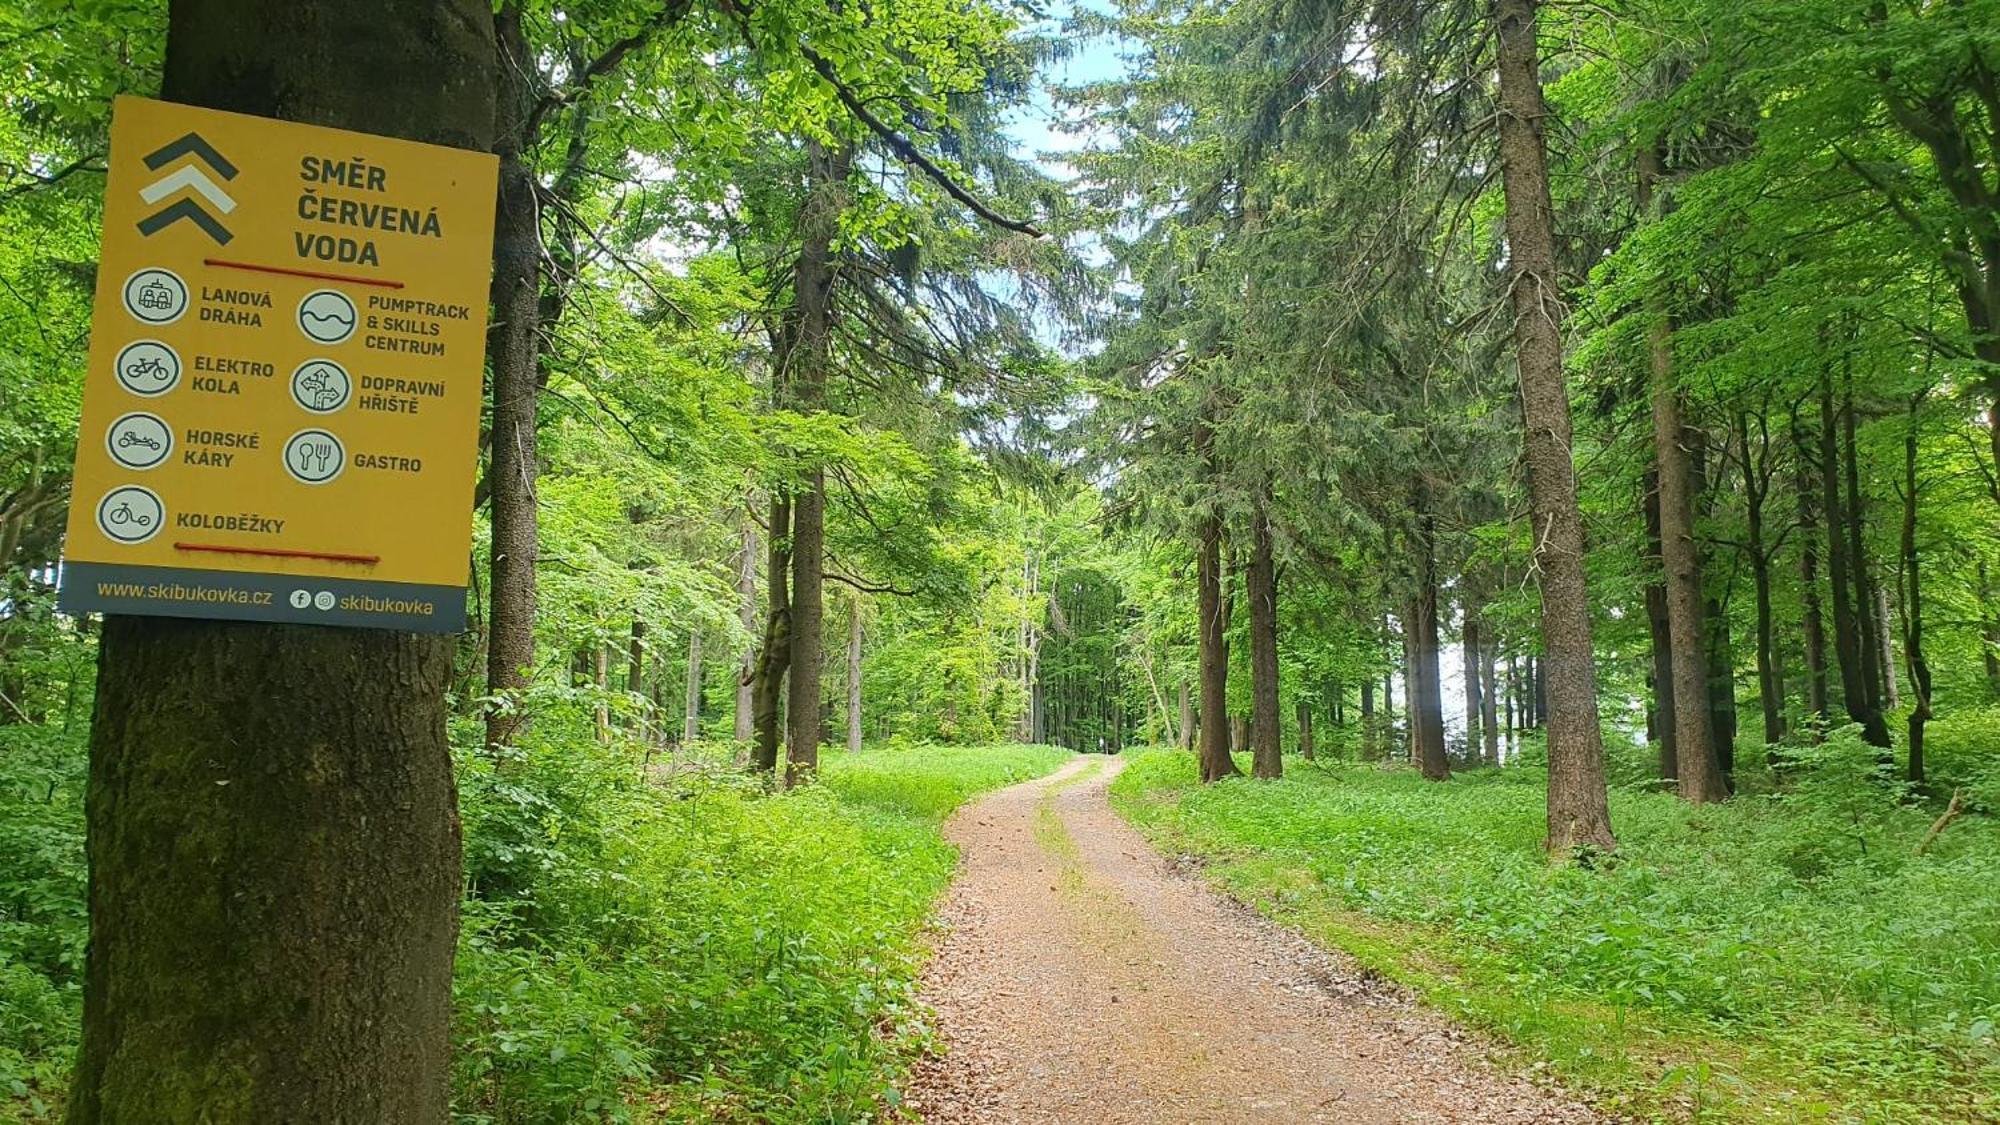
<box><xmin>903</xmin><ymin>756</ymin><xmax>1604</xmax><ymax>1124</ymax></box>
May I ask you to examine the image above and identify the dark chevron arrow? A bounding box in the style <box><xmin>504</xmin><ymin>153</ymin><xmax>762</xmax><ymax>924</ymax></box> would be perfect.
<box><xmin>137</xmin><ymin>198</ymin><xmax>233</xmax><ymax>244</ymax></box>
<box><xmin>141</xmin><ymin>132</ymin><xmax>238</xmax><ymax>179</ymax></box>
<box><xmin>137</xmin><ymin>130</ymin><xmax>236</xmax><ymax>244</ymax></box>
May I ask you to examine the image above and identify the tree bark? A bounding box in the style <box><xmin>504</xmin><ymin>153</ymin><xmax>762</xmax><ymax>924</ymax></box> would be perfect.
<box><xmin>1177</xmin><ymin>680</ymin><xmax>1193</xmax><ymax>752</ymax></box>
<box><xmin>1494</xmin><ymin>0</ymin><xmax>1615</xmax><ymax>849</ymax></box>
<box><xmin>594</xmin><ymin>644</ymin><xmax>611</xmax><ymax>744</ymax></box>
<box><xmin>1247</xmin><ymin>500</ymin><xmax>1283</xmax><ymax>779</ymax></box>
<box><xmin>1196</xmin><ymin>511</ymin><xmax>1240</xmax><ymax>782</ymax></box>
<box><xmin>1642</xmin><ymin>153</ymin><xmax>1726</xmax><ymax>803</ymax></box>
<box><xmin>1643</xmin><ymin>467</ymin><xmax>1680</xmax><ymax>780</ymax></box>
<box><xmin>1900</xmin><ymin>394</ymin><xmax>1933</xmax><ymax>784</ymax></box>
<box><xmin>482</xmin><ymin>3</ymin><xmax>540</xmax><ymax>752</ymax></box>
<box><xmin>1796</xmin><ymin>433</ymin><xmax>1830</xmax><ymax>728</ymax></box>
<box><xmin>66</xmin><ymin>4</ymin><xmax>490</xmax><ymax>1118</ymax></box>
<box><xmin>783</xmin><ymin>141</ymin><xmax>852</xmax><ymax>787</ymax></box>
<box><xmin>1479</xmin><ymin>630</ymin><xmax>1500</xmax><ymax>765</ymax></box>
<box><xmin>1980</xmin><ymin>561</ymin><xmax>2000</xmax><ymax>701</ymax></box>
<box><xmin>734</xmin><ymin>520</ymin><xmax>757</xmax><ymax>743</ymax></box>
<box><xmin>683</xmin><ymin>631</ymin><xmax>703</xmax><ymax>744</ymax></box>
<box><xmin>1359</xmin><ymin>678</ymin><xmax>1375</xmax><ymax>759</ymax></box>
<box><xmin>846</xmin><ymin>596</ymin><xmax>863</xmax><ymax>753</ymax></box>
<box><xmin>1735</xmin><ymin>411</ymin><xmax>1786</xmax><ymax>750</ymax></box>
<box><xmin>1462</xmin><ymin>610</ymin><xmax>1483</xmax><ymax>762</ymax></box>
<box><xmin>1819</xmin><ymin>377</ymin><xmax>1892</xmax><ymax>746</ymax></box>
<box><xmin>1297</xmin><ymin>697</ymin><xmax>1315</xmax><ymax>760</ymax></box>
<box><xmin>1844</xmin><ymin>381</ymin><xmax>1890</xmax><ymax>734</ymax></box>
<box><xmin>1408</xmin><ymin>587</ymin><xmax>1450</xmax><ymax>781</ymax></box>
<box><xmin>751</xmin><ymin>494</ymin><xmax>792</xmax><ymax>771</ymax></box>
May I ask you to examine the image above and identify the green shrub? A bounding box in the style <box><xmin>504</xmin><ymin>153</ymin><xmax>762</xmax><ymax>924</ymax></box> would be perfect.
<box><xmin>0</xmin><ymin>726</ymin><xmax>86</xmax><ymax>1122</ymax></box>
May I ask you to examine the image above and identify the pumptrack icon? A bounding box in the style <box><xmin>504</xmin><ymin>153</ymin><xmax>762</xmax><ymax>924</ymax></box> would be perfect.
<box><xmin>137</xmin><ymin>132</ymin><xmax>236</xmax><ymax>244</ymax></box>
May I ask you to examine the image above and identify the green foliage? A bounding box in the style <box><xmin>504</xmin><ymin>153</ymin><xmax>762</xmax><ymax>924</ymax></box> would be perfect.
<box><xmin>0</xmin><ymin>727</ymin><xmax>85</xmax><ymax>1122</ymax></box>
<box><xmin>451</xmin><ymin>737</ymin><xmax>1069</xmax><ymax>1124</ymax></box>
<box><xmin>1112</xmin><ymin>744</ymin><xmax>2000</xmax><ymax>1121</ymax></box>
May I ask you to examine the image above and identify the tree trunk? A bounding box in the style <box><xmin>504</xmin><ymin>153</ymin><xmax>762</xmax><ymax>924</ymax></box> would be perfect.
<box><xmin>1819</xmin><ymin>378</ymin><xmax>1892</xmax><ymax>746</ymax></box>
<box><xmin>1177</xmin><ymin>680</ymin><xmax>1193</xmax><ymax>752</ymax></box>
<box><xmin>683</xmin><ymin>631</ymin><xmax>703</xmax><ymax>744</ymax></box>
<box><xmin>1247</xmin><ymin>501</ymin><xmax>1283</xmax><ymax>779</ymax></box>
<box><xmin>1900</xmin><ymin>394</ymin><xmax>1933</xmax><ymax>784</ymax></box>
<box><xmin>846</xmin><ymin>597</ymin><xmax>863</xmax><ymax>753</ymax></box>
<box><xmin>1643</xmin><ymin>467</ymin><xmax>1680</xmax><ymax>781</ymax></box>
<box><xmin>1462</xmin><ymin>611</ymin><xmax>1483</xmax><ymax>763</ymax></box>
<box><xmin>482</xmin><ymin>4</ymin><xmax>540</xmax><ymax>752</ymax></box>
<box><xmin>1196</xmin><ymin>511</ymin><xmax>1240</xmax><ymax>782</ymax></box>
<box><xmin>1642</xmin><ymin>154</ymin><xmax>1726</xmax><ymax>801</ymax></box>
<box><xmin>1359</xmin><ymin>678</ymin><xmax>1375</xmax><ymax>759</ymax></box>
<box><xmin>594</xmin><ymin>644</ymin><xmax>611</xmax><ymax>744</ymax></box>
<box><xmin>1409</xmin><ymin>585</ymin><xmax>1450</xmax><ymax>781</ymax></box>
<box><xmin>735</xmin><ymin>520</ymin><xmax>757</xmax><ymax>743</ymax></box>
<box><xmin>1736</xmin><ymin>412</ymin><xmax>1785</xmax><ymax>750</ymax></box>
<box><xmin>1844</xmin><ymin>381</ymin><xmax>1890</xmax><ymax>737</ymax></box>
<box><xmin>1504</xmin><ymin>650</ymin><xmax>1518</xmax><ymax>752</ymax></box>
<box><xmin>751</xmin><ymin>492</ymin><xmax>791</xmax><ymax>772</ymax></box>
<box><xmin>783</xmin><ymin>141</ymin><xmax>852</xmax><ymax>788</ymax></box>
<box><xmin>1704</xmin><ymin>591</ymin><xmax>1738</xmax><ymax>785</ymax></box>
<box><xmin>1479</xmin><ymin>632</ymin><xmax>1500</xmax><ymax>765</ymax></box>
<box><xmin>1297</xmin><ymin>698</ymin><xmax>1315</xmax><ymax>760</ymax></box>
<box><xmin>1796</xmin><ymin>437</ymin><xmax>1830</xmax><ymax>728</ymax></box>
<box><xmin>65</xmin><ymin>4</ymin><xmax>491</xmax><ymax>1118</ymax></box>
<box><xmin>1981</xmin><ymin>562</ymin><xmax>2000</xmax><ymax>701</ymax></box>
<box><xmin>1875</xmin><ymin>583</ymin><xmax>1900</xmax><ymax>711</ymax></box>
<box><xmin>1494</xmin><ymin>0</ymin><xmax>1616</xmax><ymax>850</ymax></box>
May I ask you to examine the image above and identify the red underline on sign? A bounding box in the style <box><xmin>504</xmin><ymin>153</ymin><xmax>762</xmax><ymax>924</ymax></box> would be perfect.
<box><xmin>202</xmin><ymin>259</ymin><xmax>406</xmax><ymax>290</ymax></box>
<box><xmin>174</xmin><ymin>542</ymin><xmax>382</xmax><ymax>565</ymax></box>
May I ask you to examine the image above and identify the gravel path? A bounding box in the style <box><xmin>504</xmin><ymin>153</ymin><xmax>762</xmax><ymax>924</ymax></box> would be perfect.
<box><xmin>903</xmin><ymin>756</ymin><xmax>1607</xmax><ymax>1124</ymax></box>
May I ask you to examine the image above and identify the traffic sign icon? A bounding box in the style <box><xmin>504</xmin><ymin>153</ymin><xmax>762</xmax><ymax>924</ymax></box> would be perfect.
<box><xmin>297</xmin><ymin>289</ymin><xmax>356</xmax><ymax>344</ymax></box>
<box><xmin>114</xmin><ymin>340</ymin><xmax>182</xmax><ymax>396</ymax></box>
<box><xmin>96</xmin><ymin>485</ymin><xmax>165</xmax><ymax>545</ymax></box>
<box><xmin>106</xmin><ymin>412</ymin><xmax>174</xmax><ymax>470</ymax></box>
<box><xmin>123</xmin><ymin>268</ymin><xmax>188</xmax><ymax>324</ymax></box>
<box><xmin>137</xmin><ymin>131</ymin><xmax>237</xmax><ymax>244</ymax></box>
<box><xmin>291</xmin><ymin>359</ymin><xmax>352</xmax><ymax>413</ymax></box>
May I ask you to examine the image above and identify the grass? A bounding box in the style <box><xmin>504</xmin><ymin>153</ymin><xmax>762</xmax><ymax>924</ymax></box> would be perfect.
<box><xmin>1109</xmin><ymin>734</ymin><xmax>2000</xmax><ymax>1123</ymax></box>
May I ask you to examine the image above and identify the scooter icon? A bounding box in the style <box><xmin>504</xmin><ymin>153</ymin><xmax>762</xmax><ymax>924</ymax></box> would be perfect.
<box><xmin>107</xmin><ymin>502</ymin><xmax>154</xmax><ymax>528</ymax></box>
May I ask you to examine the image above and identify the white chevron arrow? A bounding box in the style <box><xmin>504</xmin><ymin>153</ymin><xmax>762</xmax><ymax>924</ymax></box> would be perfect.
<box><xmin>139</xmin><ymin>165</ymin><xmax>237</xmax><ymax>213</ymax></box>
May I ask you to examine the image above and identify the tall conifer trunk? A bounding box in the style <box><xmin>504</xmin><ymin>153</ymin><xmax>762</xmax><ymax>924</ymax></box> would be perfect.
<box><xmin>1196</xmin><ymin>509</ymin><xmax>1239</xmax><ymax>782</ymax></box>
<box><xmin>1493</xmin><ymin>0</ymin><xmax>1615</xmax><ymax>849</ymax></box>
<box><xmin>67</xmin><ymin>4</ymin><xmax>492</xmax><ymax>1121</ymax></box>
<box><xmin>1643</xmin><ymin>468</ymin><xmax>1680</xmax><ymax>780</ymax></box>
<box><xmin>783</xmin><ymin>141</ymin><xmax>852</xmax><ymax>786</ymax></box>
<box><xmin>1247</xmin><ymin>500</ymin><xmax>1283</xmax><ymax>779</ymax></box>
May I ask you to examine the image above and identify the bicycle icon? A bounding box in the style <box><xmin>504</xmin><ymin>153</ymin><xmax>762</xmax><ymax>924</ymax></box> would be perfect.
<box><xmin>114</xmin><ymin>341</ymin><xmax>182</xmax><ymax>397</ymax></box>
<box><xmin>95</xmin><ymin>486</ymin><xmax>164</xmax><ymax>545</ymax></box>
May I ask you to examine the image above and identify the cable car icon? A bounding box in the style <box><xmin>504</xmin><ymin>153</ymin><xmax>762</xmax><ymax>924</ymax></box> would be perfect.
<box><xmin>136</xmin><ymin>279</ymin><xmax>176</xmax><ymax>312</ymax></box>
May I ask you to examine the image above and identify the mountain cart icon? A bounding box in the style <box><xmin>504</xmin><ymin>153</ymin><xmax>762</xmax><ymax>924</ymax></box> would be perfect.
<box><xmin>117</xmin><ymin>430</ymin><xmax>163</xmax><ymax>451</ymax></box>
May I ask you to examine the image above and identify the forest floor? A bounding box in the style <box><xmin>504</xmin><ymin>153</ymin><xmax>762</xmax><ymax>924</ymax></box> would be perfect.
<box><xmin>902</xmin><ymin>756</ymin><xmax>1602</xmax><ymax>1124</ymax></box>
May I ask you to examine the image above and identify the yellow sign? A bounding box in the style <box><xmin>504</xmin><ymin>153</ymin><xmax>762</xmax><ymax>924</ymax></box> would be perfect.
<box><xmin>60</xmin><ymin>96</ymin><xmax>497</xmax><ymax>631</ymax></box>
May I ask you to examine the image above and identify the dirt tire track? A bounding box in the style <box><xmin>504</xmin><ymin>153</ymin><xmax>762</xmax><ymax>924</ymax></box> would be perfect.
<box><xmin>903</xmin><ymin>756</ymin><xmax>1606</xmax><ymax>1124</ymax></box>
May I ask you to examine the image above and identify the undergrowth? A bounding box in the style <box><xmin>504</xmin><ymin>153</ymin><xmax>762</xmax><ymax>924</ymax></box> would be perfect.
<box><xmin>1110</xmin><ymin>717</ymin><xmax>2000</xmax><ymax>1123</ymax></box>
<box><xmin>0</xmin><ymin>723</ymin><xmax>1069</xmax><ymax>1124</ymax></box>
